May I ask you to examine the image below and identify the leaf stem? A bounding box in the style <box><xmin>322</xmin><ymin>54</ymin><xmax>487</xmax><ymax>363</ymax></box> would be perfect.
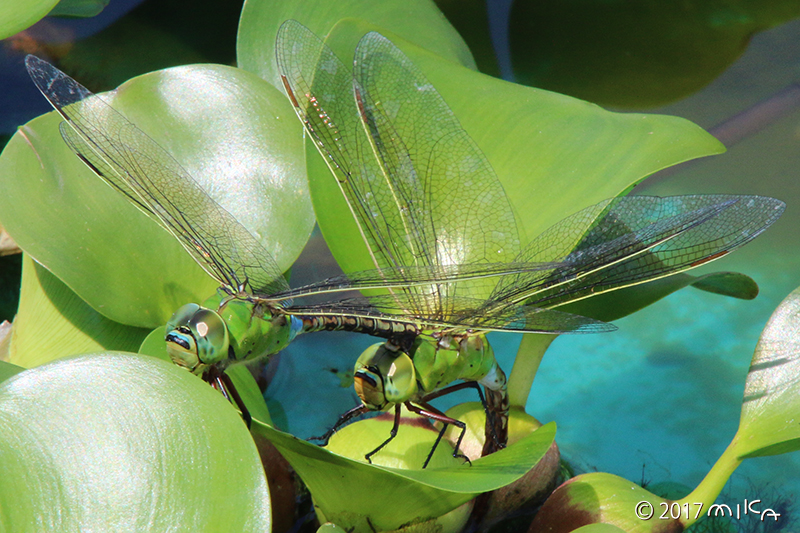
<box><xmin>678</xmin><ymin>432</ymin><xmax>742</xmax><ymax>528</ymax></box>
<box><xmin>507</xmin><ymin>334</ymin><xmax>557</xmax><ymax>408</ymax></box>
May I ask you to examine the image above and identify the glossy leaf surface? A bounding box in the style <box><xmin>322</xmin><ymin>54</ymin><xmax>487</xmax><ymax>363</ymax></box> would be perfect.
<box><xmin>0</xmin><ymin>353</ymin><xmax>270</xmax><ymax>531</ymax></box>
<box><xmin>529</xmin><ymin>472</ymin><xmax>674</xmax><ymax>533</ymax></box>
<box><xmin>736</xmin><ymin>285</ymin><xmax>800</xmax><ymax>458</ymax></box>
<box><xmin>0</xmin><ymin>0</ymin><xmax>58</xmax><ymax>40</ymax></box>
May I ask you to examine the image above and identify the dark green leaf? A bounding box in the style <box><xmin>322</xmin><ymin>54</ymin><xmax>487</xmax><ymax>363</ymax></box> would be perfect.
<box><xmin>48</xmin><ymin>0</ymin><xmax>108</xmax><ymax>17</ymax></box>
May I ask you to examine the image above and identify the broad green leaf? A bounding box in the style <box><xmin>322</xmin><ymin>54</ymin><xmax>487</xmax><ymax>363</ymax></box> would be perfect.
<box><xmin>736</xmin><ymin>285</ymin><xmax>800</xmax><ymax>458</ymax></box>
<box><xmin>309</xmin><ymin>19</ymin><xmax>725</xmax><ymax>278</ymax></box>
<box><xmin>0</xmin><ymin>64</ymin><xmax>310</xmax><ymax>328</ymax></box>
<box><xmin>48</xmin><ymin>0</ymin><xmax>108</xmax><ymax>17</ymax></box>
<box><xmin>509</xmin><ymin>1</ymin><xmax>800</xmax><ymax>108</ymax></box>
<box><xmin>0</xmin><ymin>353</ymin><xmax>270</xmax><ymax>531</ymax></box>
<box><xmin>9</xmin><ymin>254</ymin><xmax>149</xmax><ymax>368</ymax></box>
<box><xmin>236</xmin><ymin>0</ymin><xmax>475</xmax><ymax>91</ymax></box>
<box><xmin>253</xmin><ymin>418</ymin><xmax>555</xmax><ymax>531</ymax></box>
<box><xmin>0</xmin><ymin>0</ymin><xmax>58</xmax><ymax>40</ymax></box>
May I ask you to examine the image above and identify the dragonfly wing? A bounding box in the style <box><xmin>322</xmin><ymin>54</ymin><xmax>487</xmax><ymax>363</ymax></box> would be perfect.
<box><xmin>276</xmin><ymin>22</ymin><xmax>522</xmax><ymax>319</ymax></box>
<box><xmin>270</xmin><ymin>260</ymin><xmax>562</xmax><ymax>301</ymax></box>
<box><xmin>353</xmin><ymin>32</ymin><xmax>521</xmax><ymax>290</ymax></box>
<box><xmin>26</xmin><ymin>55</ymin><xmax>290</xmax><ymax>296</ymax></box>
<box><xmin>276</xmin><ymin>21</ymin><xmax>401</xmax><ymax>274</ymax></box>
<box><xmin>491</xmin><ymin>195</ymin><xmax>785</xmax><ymax>307</ymax></box>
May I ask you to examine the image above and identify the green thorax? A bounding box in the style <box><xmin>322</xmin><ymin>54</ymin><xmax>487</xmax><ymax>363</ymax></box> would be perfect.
<box><xmin>203</xmin><ymin>291</ymin><xmax>294</xmax><ymax>364</ymax></box>
<box><xmin>412</xmin><ymin>334</ymin><xmax>497</xmax><ymax>395</ymax></box>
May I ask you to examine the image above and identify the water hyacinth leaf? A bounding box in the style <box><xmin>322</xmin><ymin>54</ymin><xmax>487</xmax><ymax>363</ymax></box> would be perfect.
<box><xmin>0</xmin><ymin>0</ymin><xmax>58</xmax><ymax>40</ymax></box>
<box><xmin>307</xmin><ymin>19</ymin><xmax>725</xmax><ymax>279</ymax></box>
<box><xmin>0</xmin><ymin>361</ymin><xmax>24</xmax><ymax>384</ymax></box>
<box><xmin>252</xmin><ymin>419</ymin><xmax>555</xmax><ymax>531</ymax></box>
<box><xmin>48</xmin><ymin>0</ymin><xmax>109</xmax><ymax>17</ymax></box>
<box><xmin>0</xmin><ymin>64</ymin><xmax>310</xmax><ymax>328</ymax></box>
<box><xmin>560</xmin><ymin>271</ymin><xmax>759</xmax><ymax>323</ymax></box>
<box><xmin>529</xmin><ymin>472</ymin><xmax>674</xmax><ymax>533</ymax></box>
<box><xmin>319</xmin><ymin>415</ymin><xmax>473</xmax><ymax>532</ymax></box>
<box><xmin>0</xmin><ymin>353</ymin><xmax>270</xmax><ymax>531</ymax></box>
<box><xmin>9</xmin><ymin>254</ymin><xmax>149</xmax><ymax>368</ymax></box>
<box><xmin>736</xmin><ymin>285</ymin><xmax>800</xmax><ymax>458</ymax></box>
<box><xmin>225</xmin><ymin>363</ymin><xmax>274</xmax><ymax>427</ymax></box>
<box><xmin>137</xmin><ymin>325</ymin><xmax>171</xmax><ymax>362</ymax></box>
<box><xmin>236</xmin><ymin>0</ymin><xmax>475</xmax><ymax>90</ymax></box>
<box><xmin>688</xmin><ymin>271</ymin><xmax>759</xmax><ymax>300</ymax></box>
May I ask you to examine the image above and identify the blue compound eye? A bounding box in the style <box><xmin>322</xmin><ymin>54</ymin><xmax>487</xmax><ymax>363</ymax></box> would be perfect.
<box><xmin>165</xmin><ymin>304</ymin><xmax>229</xmax><ymax>374</ymax></box>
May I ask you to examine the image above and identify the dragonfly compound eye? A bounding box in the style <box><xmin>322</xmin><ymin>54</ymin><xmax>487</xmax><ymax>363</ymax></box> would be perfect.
<box><xmin>354</xmin><ymin>343</ymin><xmax>417</xmax><ymax>409</ymax></box>
<box><xmin>165</xmin><ymin>303</ymin><xmax>230</xmax><ymax>374</ymax></box>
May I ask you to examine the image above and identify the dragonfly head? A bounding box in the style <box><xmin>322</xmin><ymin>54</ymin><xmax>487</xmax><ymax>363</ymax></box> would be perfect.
<box><xmin>354</xmin><ymin>343</ymin><xmax>417</xmax><ymax>410</ymax></box>
<box><xmin>165</xmin><ymin>303</ymin><xmax>230</xmax><ymax>375</ymax></box>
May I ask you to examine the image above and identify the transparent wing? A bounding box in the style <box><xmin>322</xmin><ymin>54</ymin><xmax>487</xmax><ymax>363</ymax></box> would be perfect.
<box><xmin>277</xmin><ymin>194</ymin><xmax>782</xmax><ymax>325</ymax></box>
<box><xmin>26</xmin><ymin>55</ymin><xmax>290</xmax><ymax>297</ymax></box>
<box><xmin>276</xmin><ymin>21</ymin><xmax>396</xmax><ymax>274</ymax></box>
<box><xmin>276</xmin><ymin>21</ymin><xmax>520</xmax><ymax>319</ymax></box>
<box><xmin>353</xmin><ymin>32</ymin><xmax>521</xmax><ymax>291</ymax></box>
<box><xmin>490</xmin><ymin>195</ymin><xmax>785</xmax><ymax>307</ymax></box>
<box><xmin>270</xmin><ymin>260</ymin><xmax>563</xmax><ymax>300</ymax></box>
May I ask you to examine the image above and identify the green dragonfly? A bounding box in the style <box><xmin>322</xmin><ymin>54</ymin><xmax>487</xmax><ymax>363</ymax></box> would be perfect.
<box><xmin>274</xmin><ymin>20</ymin><xmax>785</xmax><ymax>464</ymax></box>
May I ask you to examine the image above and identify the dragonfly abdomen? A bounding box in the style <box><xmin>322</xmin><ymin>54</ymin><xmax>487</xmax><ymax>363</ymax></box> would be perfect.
<box><xmin>298</xmin><ymin>314</ymin><xmax>420</xmax><ymax>342</ymax></box>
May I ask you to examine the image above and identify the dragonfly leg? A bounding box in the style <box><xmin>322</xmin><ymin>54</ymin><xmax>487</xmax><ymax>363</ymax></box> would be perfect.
<box><xmin>311</xmin><ymin>404</ymin><xmax>370</xmax><ymax>445</ymax></box>
<box><xmin>205</xmin><ymin>367</ymin><xmax>252</xmax><ymax>429</ymax></box>
<box><xmin>407</xmin><ymin>400</ymin><xmax>471</xmax><ymax>468</ymax></box>
<box><xmin>419</xmin><ymin>381</ymin><xmax>506</xmax><ymax>456</ymax></box>
<box><xmin>219</xmin><ymin>372</ymin><xmax>252</xmax><ymax>429</ymax></box>
<box><xmin>364</xmin><ymin>404</ymin><xmax>402</xmax><ymax>464</ymax></box>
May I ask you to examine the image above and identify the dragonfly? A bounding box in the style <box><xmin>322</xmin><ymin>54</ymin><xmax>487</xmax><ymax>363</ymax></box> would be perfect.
<box><xmin>274</xmin><ymin>20</ymin><xmax>785</xmax><ymax>465</ymax></box>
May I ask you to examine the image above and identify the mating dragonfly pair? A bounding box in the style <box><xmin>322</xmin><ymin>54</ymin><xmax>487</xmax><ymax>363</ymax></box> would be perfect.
<box><xmin>25</xmin><ymin>20</ymin><xmax>784</xmax><ymax>468</ymax></box>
